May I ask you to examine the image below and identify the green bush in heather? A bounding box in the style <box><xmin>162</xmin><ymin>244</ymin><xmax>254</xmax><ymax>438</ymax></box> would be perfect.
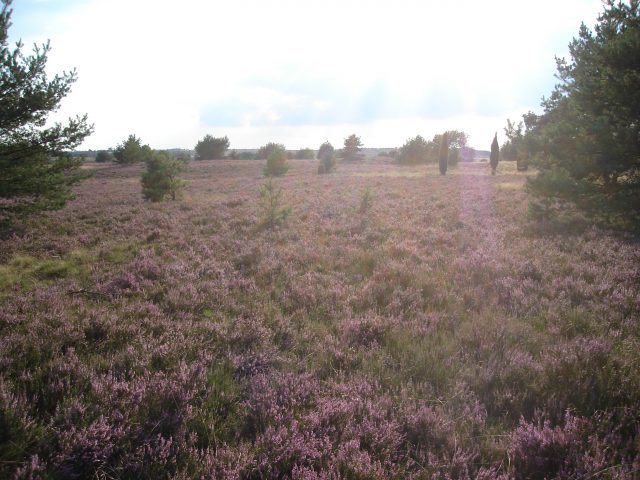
<box><xmin>398</xmin><ymin>135</ymin><xmax>429</xmax><ymax>165</ymax></box>
<box><xmin>95</xmin><ymin>150</ymin><xmax>112</xmax><ymax>163</ymax></box>
<box><xmin>113</xmin><ymin>135</ymin><xmax>152</xmax><ymax>165</ymax></box>
<box><xmin>317</xmin><ymin>141</ymin><xmax>336</xmax><ymax>174</ymax></box>
<box><xmin>296</xmin><ymin>148</ymin><xmax>315</xmax><ymax>159</ymax></box>
<box><xmin>259</xmin><ymin>179</ymin><xmax>291</xmax><ymax>227</ymax></box>
<box><xmin>263</xmin><ymin>145</ymin><xmax>289</xmax><ymax>176</ymax></box>
<box><xmin>256</xmin><ymin>142</ymin><xmax>285</xmax><ymax>160</ymax></box>
<box><xmin>141</xmin><ymin>151</ymin><xmax>186</xmax><ymax>201</ymax></box>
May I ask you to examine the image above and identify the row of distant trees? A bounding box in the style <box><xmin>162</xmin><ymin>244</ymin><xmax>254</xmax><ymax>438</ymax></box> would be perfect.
<box><xmin>396</xmin><ymin>130</ymin><xmax>472</xmax><ymax>166</ymax></box>
<box><xmin>96</xmin><ymin>131</ymin><xmax>476</xmax><ymax>166</ymax></box>
<box><xmin>92</xmin><ymin>133</ymin><xmax>363</xmax><ymax>164</ymax></box>
<box><xmin>2</xmin><ymin>0</ymin><xmax>638</xmax><ymax>227</ymax></box>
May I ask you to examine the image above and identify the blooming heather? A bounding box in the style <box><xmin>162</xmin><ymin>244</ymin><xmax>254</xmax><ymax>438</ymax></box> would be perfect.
<box><xmin>0</xmin><ymin>159</ymin><xmax>638</xmax><ymax>478</ymax></box>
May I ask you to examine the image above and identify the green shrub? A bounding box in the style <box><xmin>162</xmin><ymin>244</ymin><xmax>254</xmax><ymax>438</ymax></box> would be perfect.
<box><xmin>397</xmin><ymin>135</ymin><xmax>429</xmax><ymax>165</ymax></box>
<box><xmin>141</xmin><ymin>151</ymin><xmax>186</xmax><ymax>201</ymax></box>
<box><xmin>113</xmin><ymin>135</ymin><xmax>152</xmax><ymax>164</ymax></box>
<box><xmin>296</xmin><ymin>148</ymin><xmax>315</xmax><ymax>159</ymax></box>
<box><xmin>263</xmin><ymin>145</ymin><xmax>289</xmax><ymax>176</ymax></box>
<box><xmin>359</xmin><ymin>187</ymin><xmax>372</xmax><ymax>214</ymax></box>
<box><xmin>195</xmin><ymin>134</ymin><xmax>229</xmax><ymax>160</ymax></box>
<box><xmin>317</xmin><ymin>141</ymin><xmax>336</xmax><ymax>174</ymax></box>
<box><xmin>256</xmin><ymin>142</ymin><xmax>285</xmax><ymax>160</ymax></box>
<box><xmin>95</xmin><ymin>150</ymin><xmax>112</xmax><ymax>163</ymax></box>
<box><xmin>259</xmin><ymin>179</ymin><xmax>291</xmax><ymax>227</ymax></box>
<box><xmin>342</xmin><ymin>134</ymin><xmax>363</xmax><ymax>161</ymax></box>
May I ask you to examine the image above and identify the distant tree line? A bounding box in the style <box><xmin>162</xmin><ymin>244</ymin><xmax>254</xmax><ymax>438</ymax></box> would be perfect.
<box><xmin>396</xmin><ymin>130</ymin><xmax>470</xmax><ymax>166</ymax></box>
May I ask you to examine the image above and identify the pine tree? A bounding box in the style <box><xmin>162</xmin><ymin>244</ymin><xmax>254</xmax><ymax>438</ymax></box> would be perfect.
<box><xmin>0</xmin><ymin>0</ymin><xmax>93</xmax><ymax>226</ymax></box>
<box><xmin>342</xmin><ymin>134</ymin><xmax>363</xmax><ymax>161</ymax></box>
<box><xmin>141</xmin><ymin>151</ymin><xmax>186</xmax><ymax>201</ymax></box>
<box><xmin>113</xmin><ymin>135</ymin><xmax>151</xmax><ymax>165</ymax></box>
<box><xmin>525</xmin><ymin>1</ymin><xmax>640</xmax><ymax>225</ymax></box>
<box><xmin>194</xmin><ymin>134</ymin><xmax>229</xmax><ymax>160</ymax></box>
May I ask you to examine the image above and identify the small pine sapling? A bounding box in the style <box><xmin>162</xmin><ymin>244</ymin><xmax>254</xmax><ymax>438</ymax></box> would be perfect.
<box><xmin>259</xmin><ymin>179</ymin><xmax>292</xmax><ymax>227</ymax></box>
<box><xmin>141</xmin><ymin>152</ymin><xmax>186</xmax><ymax>201</ymax></box>
<box><xmin>359</xmin><ymin>187</ymin><xmax>373</xmax><ymax>214</ymax></box>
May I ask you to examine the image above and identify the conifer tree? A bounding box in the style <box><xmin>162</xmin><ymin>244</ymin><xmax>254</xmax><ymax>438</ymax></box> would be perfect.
<box><xmin>263</xmin><ymin>145</ymin><xmax>289</xmax><ymax>176</ymax></box>
<box><xmin>0</xmin><ymin>0</ymin><xmax>93</xmax><ymax>226</ymax></box>
<box><xmin>317</xmin><ymin>141</ymin><xmax>336</xmax><ymax>173</ymax></box>
<box><xmin>438</xmin><ymin>132</ymin><xmax>449</xmax><ymax>175</ymax></box>
<box><xmin>141</xmin><ymin>151</ymin><xmax>186</xmax><ymax>201</ymax></box>
<box><xmin>490</xmin><ymin>133</ymin><xmax>499</xmax><ymax>175</ymax></box>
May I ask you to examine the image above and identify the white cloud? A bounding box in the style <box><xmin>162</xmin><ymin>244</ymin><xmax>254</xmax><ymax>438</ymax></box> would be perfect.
<box><xmin>12</xmin><ymin>0</ymin><xmax>603</xmax><ymax>149</ymax></box>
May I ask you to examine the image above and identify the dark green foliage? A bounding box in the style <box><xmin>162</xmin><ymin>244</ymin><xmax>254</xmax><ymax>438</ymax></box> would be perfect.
<box><xmin>0</xmin><ymin>0</ymin><xmax>93</xmax><ymax>224</ymax></box>
<box><xmin>397</xmin><ymin>135</ymin><xmax>429</xmax><ymax>165</ymax></box>
<box><xmin>501</xmin><ymin>119</ymin><xmax>522</xmax><ymax>161</ymax></box>
<box><xmin>113</xmin><ymin>135</ymin><xmax>151</xmax><ymax>165</ymax></box>
<box><xmin>263</xmin><ymin>145</ymin><xmax>289</xmax><ymax>176</ymax></box>
<box><xmin>438</xmin><ymin>132</ymin><xmax>449</xmax><ymax>175</ymax></box>
<box><xmin>317</xmin><ymin>141</ymin><xmax>336</xmax><ymax>174</ymax></box>
<box><xmin>258</xmin><ymin>179</ymin><xmax>291</xmax><ymax>227</ymax></box>
<box><xmin>141</xmin><ymin>151</ymin><xmax>186</xmax><ymax>201</ymax></box>
<box><xmin>296</xmin><ymin>148</ymin><xmax>315</xmax><ymax>159</ymax></box>
<box><xmin>256</xmin><ymin>142</ymin><xmax>285</xmax><ymax>160</ymax></box>
<box><xmin>95</xmin><ymin>150</ymin><xmax>112</xmax><ymax>163</ymax></box>
<box><xmin>438</xmin><ymin>130</ymin><xmax>468</xmax><ymax>166</ymax></box>
<box><xmin>490</xmin><ymin>133</ymin><xmax>499</xmax><ymax>175</ymax></box>
<box><xmin>317</xmin><ymin>141</ymin><xmax>334</xmax><ymax>161</ymax></box>
<box><xmin>195</xmin><ymin>134</ymin><xmax>229</xmax><ymax>160</ymax></box>
<box><xmin>524</xmin><ymin>0</ymin><xmax>640</xmax><ymax>226</ymax></box>
<box><xmin>238</xmin><ymin>151</ymin><xmax>255</xmax><ymax>160</ymax></box>
<box><xmin>399</xmin><ymin>131</ymin><xmax>467</xmax><ymax>165</ymax></box>
<box><xmin>342</xmin><ymin>134</ymin><xmax>363</xmax><ymax>161</ymax></box>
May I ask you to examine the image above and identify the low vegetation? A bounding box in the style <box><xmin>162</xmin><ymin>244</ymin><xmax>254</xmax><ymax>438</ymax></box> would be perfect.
<box><xmin>1</xmin><ymin>159</ymin><xmax>638</xmax><ymax>478</ymax></box>
<box><xmin>1</xmin><ymin>0</ymin><xmax>639</xmax><ymax>478</ymax></box>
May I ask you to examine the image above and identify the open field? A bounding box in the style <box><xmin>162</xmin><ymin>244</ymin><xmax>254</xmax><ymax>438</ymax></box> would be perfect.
<box><xmin>1</xmin><ymin>159</ymin><xmax>639</xmax><ymax>478</ymax></box>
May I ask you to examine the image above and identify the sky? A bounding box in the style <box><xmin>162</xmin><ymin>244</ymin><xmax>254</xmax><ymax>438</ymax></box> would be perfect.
<box><xmin>8</xmin><ymin>0</ymin><xmax>604</xmax><ymax>150</ymax></box>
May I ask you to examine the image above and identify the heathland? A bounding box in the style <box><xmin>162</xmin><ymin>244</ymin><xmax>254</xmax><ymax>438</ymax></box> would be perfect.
<box><xmin>1</xmin><ymin>158</ymin><xmax>638</xmax><ymax>478</ymax></box>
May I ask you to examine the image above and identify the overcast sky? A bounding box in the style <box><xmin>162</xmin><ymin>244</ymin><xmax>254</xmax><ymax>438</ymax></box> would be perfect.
<box><xmin>9</xmin><ymin>0</ymin><xmax>603</xmax><ymax>150</ymax></box>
